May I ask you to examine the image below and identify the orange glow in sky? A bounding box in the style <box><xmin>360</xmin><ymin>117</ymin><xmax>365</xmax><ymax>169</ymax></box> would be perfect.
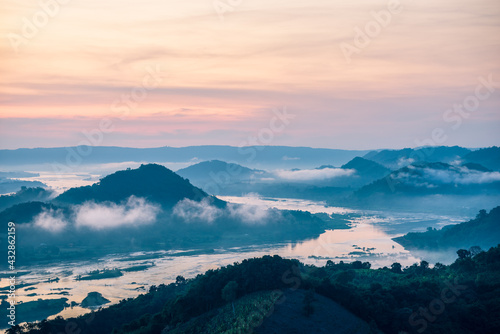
<box><xmin>1</xmin><ymin>0</ymin><xmax>499</xmax><ymax>149</ymax></box>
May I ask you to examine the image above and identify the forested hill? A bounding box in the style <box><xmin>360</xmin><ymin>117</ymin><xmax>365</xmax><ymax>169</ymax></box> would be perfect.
<box><xmin>54</xmin><ymin>164</ymin><xmax>223</xmax><ymax>208</ymax></box>
<box><xmin>8</xmin><ymin>246</ymin><xmax>500</xmax><ymax>334</ymax></box>
<box><xmin>394</xmin><ymin>206</ymin><xmax>500</xmax><ymax>250</ymax></box>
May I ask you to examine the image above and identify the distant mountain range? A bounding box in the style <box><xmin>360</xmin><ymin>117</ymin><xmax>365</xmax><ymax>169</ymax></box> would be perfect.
<box><xmin>363</xmin><ymin>146</ymin><xmax>471</xmax><ymax>169</ymax></box>
<box><xmin>463</xmin><ymin>146</ymin><xmax>500</xmax><ymax>171</ymax></box>
<box><xmin>341</xmin><ymin>161</ymin><xmax>500</xmax><ymax>213</ymax></box>
<box><xmin>341</xmin><ymin>157</ymin><xmax>391</xmax><ymax>179</ymax></box>
<box><xmin>353</xmin><ymin>162</ymin><xmax>500</xmax><ymax>197</ymax></box>
<box><xmin>362</xmin><ymin>146</ymin><xmax>500</xmax><ymax>172</ymax></box>
<box><xmin>270</xmin><ymin>157</ymin><xmax>391</xmax><ymax>188</ymax></box>
<box><xmin>330</xmin><ymin>157</ymin><xmax>391</xmax><ymax>187</ymax></box>
<box><xmin>354</xmin><ymin>162</ymin><xmax>500</xmax><ymax>197</ymax></box>
<box><xmin>0</xmin><ymin>187</ymin><xmax>53</xmax><ymax>212</ymax></box>
<box><xmin>0</xmin><ymin>170</ymin><xmax>46</xmax><ymax>194</ymax></box>
<box><xmin>2</xmin><ymin>145</ymin><xmax>497</xmax><ymax>172</ymax></box>
<box><xmin>174</xmin><ymin>157</ymin><xmax>391</xmax><ymax>197</ymax></box>
<box><xmin>0</xmin><ymin>178</ymin><xmax>47</xmax><ymax>195</ymax></box>
<box><xmin>172</xmin><ymin>156</ymin><xmax>500</xmax><ymax>214</ymax></box>
<box><xmin>0</xmin><ymin>145</ymin><xmax>369</xmax><ymax>170</ymax></box>
<box><xmin>2</xmin><ymin>145</ymin><xmax>499</xmax><ymax>225</ymax></box>
<box><xmin>177</xmin><ymin>160</ymin><xmax>268</xmax><ymax>188</ymax></box>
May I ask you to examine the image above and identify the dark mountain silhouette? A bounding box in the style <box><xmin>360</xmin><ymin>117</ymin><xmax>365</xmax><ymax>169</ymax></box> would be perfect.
<box><xmin>177</xmin><ymin>160</ymin><xmax>267</xmax><ymax>186</ymax></box>
<box><xmin>54</xmin><ymin>164</ymin><xmax>222</xmax><ymax>208</ymax></box>
<box><xmin>0</xmin><ymin>145</ymin><xmax>369</xmax><ymax>170</ymax></box>
<box><xmin>0</xmin><ymin>187</ymin><xmax>53</xmax><ymax>212</ymax></box>
<box><xmin>394</xmin><ymin>206</ymin><xmax>500</xmax><ymax>250</ymax></box>
<box><xmin>461</xmin><ymin>162</ymin><xmax>492</xmax><ymax>172</ymax></box>
<box><xmin>339</xmin><ymin>162</ymin><xmax>500</xmax><ymax>214</ymax></box>
<box><xmin>305</xmin><ymin>157</ymin><xmax>392</xmax><ymax>188</ymax></box>
<box><xmin>353</xmin><ymin>162</ymin><xmax>500</xmax><ymax>197</ymax></box>
<box><xmin>341</xmin><ymin>156</ymin><xmax>391</xmax><ymax>179</ymax></box>
<box><xmin>463</xmin><ymin>146</ymin><xmax>500</xmax><ymax>171</ymax></box>
<box><xmin>0</xmin><ymin>179</ymin><xmax>47</xmax><ymax>195</ymax></box>
<box><xmin>363</xmin><ymin>146</ymin><xmax>471</xmax><ymax>169</ymax></box>
<box><xmin>177</xmin><ymin>158</ymin><xmax>389</xmax><ymax>196</ymax></box>
<box><xmin>0</xmin><ymin>201</ymin><xmax>61</xmax><ymax>224</ymax></box>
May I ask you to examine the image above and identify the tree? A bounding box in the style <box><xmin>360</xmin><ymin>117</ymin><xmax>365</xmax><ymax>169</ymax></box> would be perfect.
<box><xmin>175</xmin><ymin>276</ymin><xmax>186</xmax><ymax>285</ymax></box>
<box><xmin>476</xmin><ymin>209</ymin><xmax>487</xmax><ymax>220</ymax></box>
<box><xmin>222</xmin><ymin>281</ymin><xmax>238</xmax><ymax>316</ymax></box>
<box><xmin>457</xmin><ymin>249</ymin><xmax>471</xmax><ymax>260</ymax></box>
<box><xmin>391</xmin><ymin>263</ymin><xmax>402</xmax><ymax>274</ymax></box>
<box><xmin>434</xmin><ymin>263</ymin><xmax>446</xmax><ymax>271</ymax></box>
<box><xmin>352</xmin><ymin>261</ymin><xmax>363</xmax><ymax>269</ymax></box>
<box><xmin>469</xmin><ymin>246</ymin><xmax>483</xmax><ymax>257</ymax></box>
<box><xmin>336</xmin><ymin>270</ymin><xmax>355</xmax><ymax>284</ymax></box>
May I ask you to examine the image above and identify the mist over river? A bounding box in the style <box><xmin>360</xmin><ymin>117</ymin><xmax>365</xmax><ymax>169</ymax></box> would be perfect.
<box><xmin>0</xmin><ymin>195</ymin><xmax>468</xmax><ymax>329</ymax></box>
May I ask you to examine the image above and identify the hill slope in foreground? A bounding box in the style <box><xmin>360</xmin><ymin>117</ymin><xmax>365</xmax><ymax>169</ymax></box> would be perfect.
<box><xmin>7</xmin><ymin>247</ymin><xmax>500</xmax><ymax>334</ymax></box>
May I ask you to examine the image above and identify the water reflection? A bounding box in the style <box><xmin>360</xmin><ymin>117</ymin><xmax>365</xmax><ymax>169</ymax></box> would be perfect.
<box><xmin>0</xmin><ymin>196</ymin><xmax>465</xmax><ymax>328</ymax></box>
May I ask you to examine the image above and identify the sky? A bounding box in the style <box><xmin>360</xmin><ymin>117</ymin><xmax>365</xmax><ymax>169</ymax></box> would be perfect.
<box><xmin>0</xmin><ymin>0</ymin><xmax>499</xmax><ymax>150</ymax></box>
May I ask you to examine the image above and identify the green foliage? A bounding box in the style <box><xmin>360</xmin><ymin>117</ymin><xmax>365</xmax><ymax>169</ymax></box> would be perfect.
<box><xmin>221</xmin><ymin>281</ymin><xmax>238</xmax><ymax>303</ymax></box>
<box><xmin>175</xmin><ymin>276</ymin><xmax>186</xmax><ymax>285</ymax></box>
<box><xmin>394</xmin><ymin>206</ymin><xmax>500</xmax><ymax>251</ymax></box>
<box><xmin>11</xmin><ymin>247</ymin><xmax>500</xmax><ymax>334</ymax></box>
<box><xmin>391</xmin><ymin>262</ymin><xmax>402</xmax><ymax>274</ymax></box>
<box><xmin>54</xmin><ymin>164</ymin><xmax>215</xmax><ymax>208</ymax></box>
<box><xmin>457</xmin><ymin>249</ymin><xmax>471</xmax><ymax>259</ymax></box>
<box><xmin>168</xmin><ymin>291</ymin><xmax>281</xmax><ymax>334</ymax></box>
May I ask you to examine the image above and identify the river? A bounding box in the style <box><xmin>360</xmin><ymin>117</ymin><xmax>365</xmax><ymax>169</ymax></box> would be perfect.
<box><xmin>0</xmin><ymin>195</ymin><xmax>468</xmax><ymax>329</ymax></box>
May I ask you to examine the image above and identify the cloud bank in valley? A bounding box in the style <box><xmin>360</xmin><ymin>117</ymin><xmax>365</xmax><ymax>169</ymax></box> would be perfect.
<box><xmin>173</xmin><ymin>197</ymin><xmax>278</xmax><ymax>225</ymax></box>
<box><xmin>227</xmin><ymin>203</ymin><xmax>275</xmax><ymax>225</ymax></box>
<box><xmin>274</xmin><ymin>168</ymin><xmax>355</xmax><ymax>182</ymax></box>
<box><xmin>424</xmin><ymin>167</ymin><xmax>500</xmax><ymax>185</ymax></box>
<box><xmin>33</xmin><ymin>208</ymin><xmax>68</xmax><ymax>233</ymax></box>
<box><xmin>74</xmin><ymin>196</ymin><xmax>161</xmax><ymax>230</ymax></box>
<box><xmin>33</xmin><ymin>195</ymin><xmax>280</xmax><ymax>232</ymax></box>
<box><xmin>396</xmin><ymin>165</ymin><xmax>500</xmax><ymax>187</ymax></box>
<box><xmin>173</xmin><ymin>198</ymin><xmax>222</xmax><ymax>223</ymax></box>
